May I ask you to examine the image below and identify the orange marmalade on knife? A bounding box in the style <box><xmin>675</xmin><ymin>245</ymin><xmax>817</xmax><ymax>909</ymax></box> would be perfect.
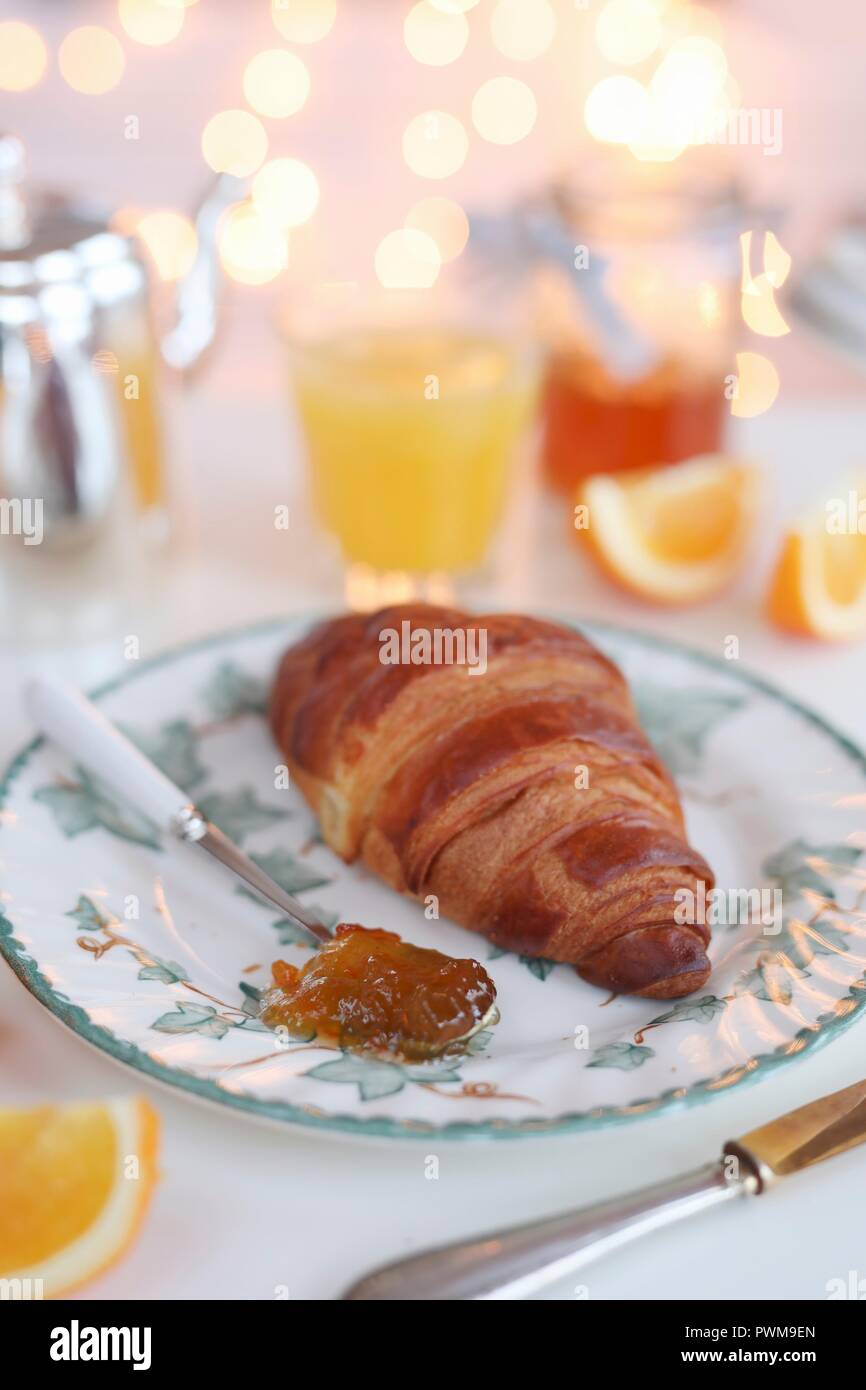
<box><xmin>258</xmin><ymin>925</ymin><xmax>497</xmax><ymax>1062</ymax></box>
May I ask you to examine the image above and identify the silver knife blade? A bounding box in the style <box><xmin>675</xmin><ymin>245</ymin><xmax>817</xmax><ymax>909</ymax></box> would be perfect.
<box><xmin>173</xmin><ymin>808</ymin><xmax>332</xmax><ymax>945</ymax></box>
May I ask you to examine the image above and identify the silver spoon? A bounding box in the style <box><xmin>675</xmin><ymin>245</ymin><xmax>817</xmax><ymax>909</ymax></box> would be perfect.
<box><xmin>26</xmin><ymin>678</ymin><xmax>498</xmax><ymax>1059</ymax></box>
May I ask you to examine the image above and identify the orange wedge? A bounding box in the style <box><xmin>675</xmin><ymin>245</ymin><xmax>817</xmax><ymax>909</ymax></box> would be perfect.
<box><xmin>575</xmin><ymin>454</ymin><xmax>761</xmax><ymax>605</ymax></box>
<box><xmin>0</xmin><ymin>1097</ymin><xmax>159</xmax><ymax>1298</ymax></box>
<box><xmin>767</xmin><ymin>486</ymin><xmax>866</xmax><ymax>639</ymax></box>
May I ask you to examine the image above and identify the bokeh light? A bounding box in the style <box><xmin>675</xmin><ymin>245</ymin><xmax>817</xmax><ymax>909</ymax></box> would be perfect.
<box><xmin>243</xmin><ymin>49</ymin><xmax>310</xmax><ymax>119</ymax></box>
<box><xmin>118</xmin><ymin>0</ymin><xmax>185</xmax><ymax>47</ymax></box>
<box><xmin>402</xmin><ymin>111</ymin><xmax>468</xmax><ymax>179</ymax></box>
<box><xmin>730</xmin><ymin>351</ymin><xmax>780</xmax><ymax>419</ymax></box>
<box><xmin>656</xmin><ymin>36</ymin><xmax>727</xmax><ymax>95</ymax></box>
<box><xmin>253</xmin><ymin>158</ymin><xmax>320</xmax><ymax>229</ymax></box>
<box><xmin>202</xmin><ymin>110</ymin><xmax>268</xmax><ymax>177</ymax></box>
<box><xmin>472</xmin><ymin>77</ymin><xmax>537</xmax><ymax>145</ymax></box>
<box><xmin>740</xmin><ymin>231</ymin><xmax>792</xmax><ymax>338</ymax></box>
<box><xmin>405</xmin><ymin>196</ymin><xmax>469</xmax><ymax>262</ymax></box>
<box><xmin>662</xmin><ymin>2</ymin><xmax>723</xmax><ymax>46</ymax></box>
<box><xmin>375</xmin><ymin>229</ymin><xmax>441</xmax><ymax>289</ymax></box>
<box><xmin>491</xmin><ymin>0</ymin><xmax>556</xmax><ymax>62</ymax></box>
<box><xmin>428</xmin><ymin>0</ymin><xmax>478</xmax><ymax>12</ymax></box>
<box><xmin>0</xmin><ymin>21</ymin><xmax>47</xmax><ymax>92</ymax></box>
<box><xmin>627</xmin><ymin>98</ymin><xmax>687</xmax><ymax>162</ymax></box>
<box><xmin>595</xmin><ymin>0</ymin><xmax>662</xmax><ymax>66</ymax></box>
<box><xmin>651</xmin><ymin>36</ymin><xmax>728</xmax><ymax>134</ymax></box>
<box><xmin>741</xmin><ymin>277</ymin><xmax>791</xmax><ymax>338</ymax></box>
<box><xmin>59</xmin><ymin>27</ymin><xmax>126</xmax><ymax>96</ymax></box>
<box><xmin>633</xmin><ymin>34</ymin><xmax>728</xmax><ymax>154</ymax></box>
<box><xmin>628</xmin><ymin>128</ymin><xmax>687</xmax><ymax>162</ymax></box>
<box><xmin>218</xmin><ymin>202</ymin><xmax>288</xmax><ymax>285</ymax></box>
<box><xmin>110</xmin><ymin>205</ymin><xmax>145</xmax><ymax>237</ymax></box>
<box><xmin>584</xmin><ymin>75</ymin><xmax>650</xmax><ymax>145</ymax></box>
<box><xmin>135</xmin><ymin>210</ymin><xmax>198</xmax><ymax>281</ymax></box>
<box><xmin>762</xmin><ymin>231</ymin><xmax>792</xmax><ymax>289</ymax></box>
<box><xmin>697</xmin><ymin>281</ymin><xmax>723</xmax><ymax>329</ymax></box>
<box><xmin>271</xmin><ymin>0</ymin><xmax>336</xmax><ymax>44</ymax></box>
<box><xmin>404</xmin><ymin>2</ymin><xmax>468</xmax><ymax>66</ymax></box>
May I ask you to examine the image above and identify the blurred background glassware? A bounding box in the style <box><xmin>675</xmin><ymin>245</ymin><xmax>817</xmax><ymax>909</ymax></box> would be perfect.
<box><xmin>535</xmin><ymin>173</ymin><xmax>745</xmax><ymax>490</ymax></box>
<box><xmin>283</xmin><ymin>278</ymin><xmax>538</xmax><ymax>587</ymax></box>
<box><xmin>0</xmin><ymin>133</ymin><xmax>243</xmax><ymax>639</ymax></box>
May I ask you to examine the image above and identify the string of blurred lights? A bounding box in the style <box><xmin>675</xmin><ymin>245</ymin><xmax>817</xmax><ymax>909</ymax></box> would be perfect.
<box><xmin>0</xmin><ymin>1</ymin><xmax>331</xmax><ymax>289</ymax></box>
<box><xmin>731</xmin><ymin>230</ymin><xmax>791</xmax><ymax>418</ymax></box>
<box><xmin>0</xmin><ymin>0</ymin><xmax>791</xmax><ymax>414</ymax></box>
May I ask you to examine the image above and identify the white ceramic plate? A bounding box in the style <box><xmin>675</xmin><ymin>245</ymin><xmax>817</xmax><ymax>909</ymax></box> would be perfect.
<box><xmin>2</xmin><ymin>616</ymin><xmax>866</xmax><ymax>1141</ymax></box>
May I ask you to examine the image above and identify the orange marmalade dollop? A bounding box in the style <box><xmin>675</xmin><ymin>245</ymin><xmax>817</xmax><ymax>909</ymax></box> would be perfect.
<box><xmin>258</xmin><ymin>924</ymin><xmax>497</xmax><ymax>1062</ymax></box>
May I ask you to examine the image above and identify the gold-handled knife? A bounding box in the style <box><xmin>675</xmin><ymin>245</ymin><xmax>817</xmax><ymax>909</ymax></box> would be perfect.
<box><xmin>343</xmin><ymin>1077</ymin><xmax>866</xmax><ymax>1301</ymax></box>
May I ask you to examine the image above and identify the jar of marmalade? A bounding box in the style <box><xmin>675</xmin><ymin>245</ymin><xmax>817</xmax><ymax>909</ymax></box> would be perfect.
<box><xmin>537</xmin><ymin>176</ymin><xmax>742</xmax><ymax>490</ymax></box>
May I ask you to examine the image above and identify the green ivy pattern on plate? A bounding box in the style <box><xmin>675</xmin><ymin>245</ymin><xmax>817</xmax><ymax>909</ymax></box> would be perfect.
<box><xmin>65</xmin><ymin>892</ymin><xmax>271</xmax><ymax>1036</ymax></box>
<box><xmin>3</xmin><ymin>616</ymin><xmax>866</xmax><ymax>1140</ymax></box>
<box><xmin>34</xmin><ymin>767</ymin><xmax>162</xmax><ymax>849</ymax></box>
<box><xmin>302</xmin><ymin>1030</ymin><xmax>526</xmax><ymax>1104</ymax></box>
<box><xmin>631</xmin><ymin>684</ymin><xmax>747</xmax><ymax>777</ymax></box>
<box><xmin>488</xmin><ymin>944</ymin><xmax>558</xmax><ymax>980</ymax></box>
<box><xmin>200</xmin><ymin>661</ymin><xmax>269</xmax><ymax>720</ymax></box>
<box><xmin>588</xmin><ymin>1043</ymin><xmax>655</xmax><ymax>1071</ymax></box>
<box><xmin>62</xmin><ymin>889</ymin><xmax>504</xmax><ymax>1099</ymax></box>
<box><xmin>762</xmin><ymin>839</ymin><xmax>863</xmax><ymax>902</ymax></box>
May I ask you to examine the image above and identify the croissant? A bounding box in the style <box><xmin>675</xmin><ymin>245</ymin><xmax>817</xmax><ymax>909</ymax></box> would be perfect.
<box><xmin>269</xmin><ymin>605</ymin><xmax>714</xmax><ymax>1000</ymax></box>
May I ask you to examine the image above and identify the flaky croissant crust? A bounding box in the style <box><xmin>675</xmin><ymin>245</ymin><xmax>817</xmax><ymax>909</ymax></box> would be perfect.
<box><xmin>269</xmin><ymin>606</ymin><xmax>714</xmax><ymax>999</ymax></box>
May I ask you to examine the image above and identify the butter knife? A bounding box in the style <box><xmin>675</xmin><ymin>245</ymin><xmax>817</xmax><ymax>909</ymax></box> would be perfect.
<box><xmin>26</xmin><ymin>676</ymin><xmax>333</xmax><ymax>944</ymax></box>
<box><xmin>26</xmin><ymin>677</ymin><xmax>499</xmax><ymax>1055</ymax></box>
<box><xmin>343</xmin><ymin>1076</ymin><xmax>866</xmax><ymax>1300</ymax></box>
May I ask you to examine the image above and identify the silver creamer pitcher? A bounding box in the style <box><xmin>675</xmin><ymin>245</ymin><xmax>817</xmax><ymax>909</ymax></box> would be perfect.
<box><xmin>0</xmin><ymin>133</ymin><xmax>242</xmax><ymax>551</ymax></box>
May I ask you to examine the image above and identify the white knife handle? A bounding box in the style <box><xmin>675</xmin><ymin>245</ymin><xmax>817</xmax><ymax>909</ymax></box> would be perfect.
<box><xmin>27</xmin><ymin>677</ymin><xmax>190</xmax><ymax>834</ymax></box>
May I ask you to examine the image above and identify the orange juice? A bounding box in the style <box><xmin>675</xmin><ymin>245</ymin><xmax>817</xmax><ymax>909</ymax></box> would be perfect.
<box><xmin>115</xmin><ymin>348</ymin><xmax>165</xmax><ymax>514</ymax></box>
<box><xmin>290</xmin><ymin>327</ymin><xmax>536</xmax><ymax>573</ymax></box>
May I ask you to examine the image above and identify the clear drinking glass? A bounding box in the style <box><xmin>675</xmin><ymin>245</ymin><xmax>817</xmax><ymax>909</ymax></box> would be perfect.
<box><xmin>283</xmin><ymin>282</ymin><xmax>538</xmax><ymax>591</ymax></box>
<box><xmin>537</xmin><ymin>176</ymin><xmax>743</xmax><ymax>490</ymax></box>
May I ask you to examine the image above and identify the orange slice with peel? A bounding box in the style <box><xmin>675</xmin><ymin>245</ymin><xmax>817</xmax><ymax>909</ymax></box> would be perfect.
<box><xmin>0</xmin><ymin>1097</ymin><xmax>159</xmax><ymax>1298</ymax></box>
<box><xmin>767</xmin><ymin>485</ymin><xmax>866</xmax><ymax>639</ymax></box>
<box><xmin>575</xmin><ymin>454</ymin><xmax>761</xmax><ymax>605</ymax></box>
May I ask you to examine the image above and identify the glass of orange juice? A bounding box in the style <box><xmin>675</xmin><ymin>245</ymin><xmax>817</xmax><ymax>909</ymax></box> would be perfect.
<box><xmin>284</xmin><ymin>286</ymin><xmax>538</xmax><ymax>582</ymax></box>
